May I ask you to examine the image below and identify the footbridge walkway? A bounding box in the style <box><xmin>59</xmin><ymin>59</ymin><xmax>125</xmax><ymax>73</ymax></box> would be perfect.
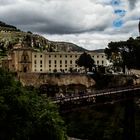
<box><xmin>51</xmin><ymin>86</ymin><xmax>140</xmax><ymax>140</ymax></box>
<box><xmin>51</xmin><ymin>86</ymin><xmax>140</xmax><ymax>111</ymax></box>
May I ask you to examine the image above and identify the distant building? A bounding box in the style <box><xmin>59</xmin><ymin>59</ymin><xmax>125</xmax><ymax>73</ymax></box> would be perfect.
<box><xmin>0</xmin><ymin>55</ymin><xmax>12</xmax><ymax>70</ymax></box>
<box><xmin>1</xmin><ymin>45</ymin><xmax>110</xmax><ymax>73</ymax></box>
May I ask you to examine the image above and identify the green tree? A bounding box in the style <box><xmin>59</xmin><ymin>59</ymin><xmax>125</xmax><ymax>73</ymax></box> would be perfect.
<box><xmin>0</xmin><ymin>68</ymin><xmax>67</xmax><ymax>140</ymax></box>
<box><xmin>76</xmin><ymin>52</ymin><xmax>95</xmax><ymax>72</ymax></box>
<box><xmin>105</xmin><ymin>37</ymin><xmax>140</xmax><ymax>73</ymax></box>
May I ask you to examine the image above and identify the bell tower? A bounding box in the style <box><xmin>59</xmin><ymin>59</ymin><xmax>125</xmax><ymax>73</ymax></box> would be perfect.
<box><xmin>20</xmin><ymin>50</ymin><xmax>31</xmax><ymax>72</ymax></box>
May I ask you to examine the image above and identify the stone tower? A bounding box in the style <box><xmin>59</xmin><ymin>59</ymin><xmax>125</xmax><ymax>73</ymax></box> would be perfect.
<box><xmin>20</xmin><ymin>50</ymin><xmax>32</xmax><ymax>72</ymax></box>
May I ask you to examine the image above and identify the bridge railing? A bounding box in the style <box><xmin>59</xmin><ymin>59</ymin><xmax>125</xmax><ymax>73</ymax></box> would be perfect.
<box><xmin>51</xmin><ymin>85</ymin><xmax>140</xmax><ymax>103</ymax></box>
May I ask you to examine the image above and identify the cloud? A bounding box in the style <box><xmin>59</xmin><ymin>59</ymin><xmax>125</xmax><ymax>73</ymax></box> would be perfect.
<box><xmin>0</xmin><ymin>0</ymin><xmax>17</xmax><ymax>6</ymax></box>
<box><xmin>0</xmin><ymin>0</ymin><xmax>139</xmax><ymax>50</ymax></box>
<box><xmin>0</xmin><ymin>0</ymin><xmax>113</xmax><ymax>35</ymax></box>
<box><xmin>127</xmin><ymin>0</ymin><xmax>137</xmax><ymax>9</ymax></box>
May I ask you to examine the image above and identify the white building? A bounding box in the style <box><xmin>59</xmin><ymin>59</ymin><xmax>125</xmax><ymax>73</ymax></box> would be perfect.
<box><xmin>2</xmin><ymin>48</ymin><xmax>110</xmax><ymax>73</ymax></box>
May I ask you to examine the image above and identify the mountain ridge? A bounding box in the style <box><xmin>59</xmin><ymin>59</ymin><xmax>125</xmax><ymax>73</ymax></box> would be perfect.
<box><xmin>0</xmin><ymin>21</ymin><xmax>86</xmax><ymax>53</ymax></box>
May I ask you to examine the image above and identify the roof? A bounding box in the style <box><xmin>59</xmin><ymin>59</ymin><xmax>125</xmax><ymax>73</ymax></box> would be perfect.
<box><xmin>88</xmin><ymin>49</ymin><xmax>105</xmax><ymax>53</ymax></box>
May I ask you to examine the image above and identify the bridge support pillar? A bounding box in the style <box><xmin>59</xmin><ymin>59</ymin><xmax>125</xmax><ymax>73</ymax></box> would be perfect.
<box><xmin>123</xmin><ymin>97</ymin><xmax>135</xmax><ymax>140</ymax></box>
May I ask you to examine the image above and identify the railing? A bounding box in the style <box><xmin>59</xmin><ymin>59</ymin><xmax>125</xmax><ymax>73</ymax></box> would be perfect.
<box><xmin>52</xmin><ymin>86</ymin><xmax>140</xmax><ymax>104</ymax></box>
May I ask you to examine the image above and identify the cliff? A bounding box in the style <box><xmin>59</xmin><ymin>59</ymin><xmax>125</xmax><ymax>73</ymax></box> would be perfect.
<box><xmin>17</xmin><ymin>72</ymin><xmax>140</xmax><ymax>91</ymax></box>
<box><xmin>18</xmin><ymin>73</ymin><xmax>95</xmax><ymax>88</ymax></box>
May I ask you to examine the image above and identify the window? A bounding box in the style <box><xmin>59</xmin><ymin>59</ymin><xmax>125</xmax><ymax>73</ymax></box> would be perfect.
<box><xmin>49</xmin><ymin>55</ymin><xmax>51</xmax><ymax>58</ymax></box>
<box><xmin>102</xmin><ymin>55</ymin><xmax>104</xmax><ymax>58</ymax></box>
<box><xmin>54</xmin><ymin>60</ymin><xmax>56</xmax><ymax>64</ymax></box>
<box><xmin>40</xmin><ymin>60</ymin><xmax>42</xmax><ymax>64</ymax></box>
<box><xmin>55</xmin><ymin>65</ymin><xmax>57</xmax><ymax>67</ymax></box>
<box><xmin>34</xmin><ymin>60</ymin><xmax>36</xmax><ymax>64</ymax></box>
<box><xmin>65</xmin><ymin>69</ymin><xmax>67</xmax><ymax>71</ymax></box>
<box><xmin>65</xmin><ymin>65</ymin><xmax>67</xmax><ymax>67</ymax></box>
<box><xmin>70</xmin><ymin>60</ymin><xmax>72</xmax><ymax>64</ymax></box>
<box><xmin>34</xmin><ymin>55</ymin><xmax>36</xmax><ymax>58</ymax></box>
<box><xmin>40</xmin><ymin>69</ymin><xmax>42</xmax><ymax>71</ymax></box>
<box><xmin>75</xmin><ymin>55</ymin><xmax>77</xmax><ymax>58</ymax></box>
<box><xmin>49</xmin><ymin>60</ymin><xmax>51</xmax><ymax>64</ymax></box>
<box><xmin>24</xmin><ymin>56</ymin><xmax>26</xmax><ymax>61</ymax></box>
<box><xmin>65</xmin><ymin>60</ymin><xmax>67</xmax><ymax>64</ymax></box>
<box><xmin>34</xmin><ymin>69</ymin><xmax>36</xmax><ymax>71</ymax></box>
<box><xmin>60</xmin><ymin>60</ymin><xmax>62</xmax><ymax>64</ymax></box>
<box><xmin>102</xmin><ymin>61</ymin><xmax>104</xmax><ymax>64</ymax></box>
<box><xmin>70</xmin><ymin>55</ymin><xmax>72</xmax><ymax>58</ymax></box>
<box><xmin>60</xmin><ymin>65</ymin><xmax>62</xmax><ymax>67</ymax></box>
<box><xmin>97</xmin><ymin>60</ymin><xmax>99</xmax><ymax>64</ymax></box>
<box><xmin>49</xmin><ymin>69</ymin><xmax>51</xmax><ymax>71</ymax></box>
<box><xmin>40</xmin><ymin>65</ymin><xmax>42</xmax><ymax>67</ymax></box>
<box><xmin>65</xmin><ymin>55</ymin><xmax>67</xmax><ymax>58</ymax></box>
<box><xmin>97</xmin><ymin>55</ymin><xmax>99</xmax><ymax>58</ymax></box>
<box><xmin>92</xmin><ymin>56</ymin><xmax>94</xmax><ymax>58</ymax></box>
<box><xmin>60</xmin><ymin>55</ymin><xmax>62</xmax><ymax>58</ymax></box>
<box><xmin>49</xmin><ymin>65</ymin><xmax>51</xmax><ymax>67</ymax></box>
<box><xmin>40</xmin><ymin>55</ymin><xmax>42</xmax><ymax>58</ymax></box>
<box><xmin>55</xmin><ymin>55</ymin><xmax>56</xmax><ymax>58</ymax></box>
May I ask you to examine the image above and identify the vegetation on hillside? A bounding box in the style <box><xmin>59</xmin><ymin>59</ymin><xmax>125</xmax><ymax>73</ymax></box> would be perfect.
<box><xmin>0</xmin><ymin>21</ymin><xmax>86</xmax><ymax>53</ymax></box>
<box><xmin>62</xmin><ymin>100</ymin><xmax>140</xmax><ymax>140</ymax></box>
<box><xmin>63</xmin><ymin>104</ymin><xmax>124</xmax><ymax>140</ymax></box>
<box><xmin>0</xmin><ymin>68</ymin><xmax>67</xmax><ymax>140</ymax></box>
<box><xmin>0</xmin><ymin>21</ymin><xmax>20</xmax><ymax>32</ymax></box>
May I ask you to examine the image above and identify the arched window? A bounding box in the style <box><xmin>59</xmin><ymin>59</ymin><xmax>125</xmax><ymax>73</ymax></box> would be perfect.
<box><xmin>21</xmin><ymin>51</ymin><xmax>29</xmax><ymax>62</ymax></box>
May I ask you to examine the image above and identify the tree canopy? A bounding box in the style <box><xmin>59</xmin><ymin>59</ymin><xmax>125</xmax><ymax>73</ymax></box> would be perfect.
<box><xmin>105</xmin><ymin>37</ymin><xmax>140</xmax><ymax>72</ymax></box>
<box><xmin>0</xmin><ymin>68</ymin><xmax>67</xmax><ymax>140</ymax></box>
<box><xmin>76</xmin><ymin>52</ymin><xmax>95</xmax><ymax>72</ymax></box>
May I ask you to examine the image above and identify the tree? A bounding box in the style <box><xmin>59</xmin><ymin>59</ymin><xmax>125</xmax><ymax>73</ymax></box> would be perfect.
<box><xmin>105</xmin><ymin>37</ymin><xmax>140</xmax><ymax>73</ymax></box>
<box><xmin>76</xmin><ymin>52</ymin><xmax>95</xmax><ymax>73</ymax></box>
<box><xmin>0</xmin><ymin>68</ymin><xmax>67</xmax><ymax>140</ymax></box>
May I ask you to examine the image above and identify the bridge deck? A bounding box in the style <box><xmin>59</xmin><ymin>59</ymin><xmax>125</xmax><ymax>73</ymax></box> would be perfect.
<box><xmin>52</xmin><ymin>86</ymin><xmax>140</xmax><ymax>104</ymax></box>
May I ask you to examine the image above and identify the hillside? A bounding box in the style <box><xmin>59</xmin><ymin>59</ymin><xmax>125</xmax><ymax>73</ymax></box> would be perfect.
<box><xmin>92</xmin><ymin>49</ymin><xmax>104</xmax><ymax>53</ymax></box>
<box><xmin>0</xmin><ymin>21</ymin><xmax>20</xmax><ymax>32</ymax></box>
<box><xmin>0</xmin><ymin>21</ymin><xmax>86</xmax><ymax>53</ymax></box>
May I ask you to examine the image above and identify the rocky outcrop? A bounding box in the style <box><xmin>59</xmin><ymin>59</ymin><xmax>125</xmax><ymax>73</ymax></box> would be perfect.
<box><xmin>18</xmin><ymin>72</ymin><xmax>140</xmax><ymax>89</ymax></box>
<box><xmin>18</xmin><ymin>73</ymin><xmax>95</xmax><ymax>88</ymax></box>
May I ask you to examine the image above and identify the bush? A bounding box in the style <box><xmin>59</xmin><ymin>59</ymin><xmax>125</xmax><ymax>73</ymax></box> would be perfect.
<box><xmin>0</xmin><ymin>68</ymin><xmax>67</xmax><ymax>140</ymax></box>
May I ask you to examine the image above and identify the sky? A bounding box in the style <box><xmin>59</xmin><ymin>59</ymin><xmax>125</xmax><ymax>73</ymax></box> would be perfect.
<box><xmin>0</xmin><ymin>0</ymin><xmax>140</xmax><ymax>50</ymax></box>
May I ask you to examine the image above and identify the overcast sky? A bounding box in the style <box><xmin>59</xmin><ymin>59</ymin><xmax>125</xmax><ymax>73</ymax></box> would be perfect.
<box><xmin>0</xmin><ymin>0</ymin><xmax>140</xmax><ymax>50</ymax></box>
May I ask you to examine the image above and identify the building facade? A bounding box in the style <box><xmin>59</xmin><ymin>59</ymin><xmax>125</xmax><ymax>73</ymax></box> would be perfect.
<box><xmin>2</xmin><ymin>47</ymin><xmax>109</xmax><ymax>73</ymax></box>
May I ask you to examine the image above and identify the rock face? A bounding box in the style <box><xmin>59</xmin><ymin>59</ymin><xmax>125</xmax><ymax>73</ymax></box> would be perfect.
<box><xmin>18</xmin><ymin>73</ymin><xmax>139</xmax><ymax>89</ymax></box>
<box><xmin>18</xmin><ymin>73</ymin><xmax>95</xmax><ymax>88</ymax></box>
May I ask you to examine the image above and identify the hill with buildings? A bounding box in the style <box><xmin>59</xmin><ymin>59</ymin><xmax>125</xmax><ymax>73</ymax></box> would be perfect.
<box><xmin>0</xmin><ymin>21</ymin><xmax>86</xmax><ymax>53</ymax></box>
